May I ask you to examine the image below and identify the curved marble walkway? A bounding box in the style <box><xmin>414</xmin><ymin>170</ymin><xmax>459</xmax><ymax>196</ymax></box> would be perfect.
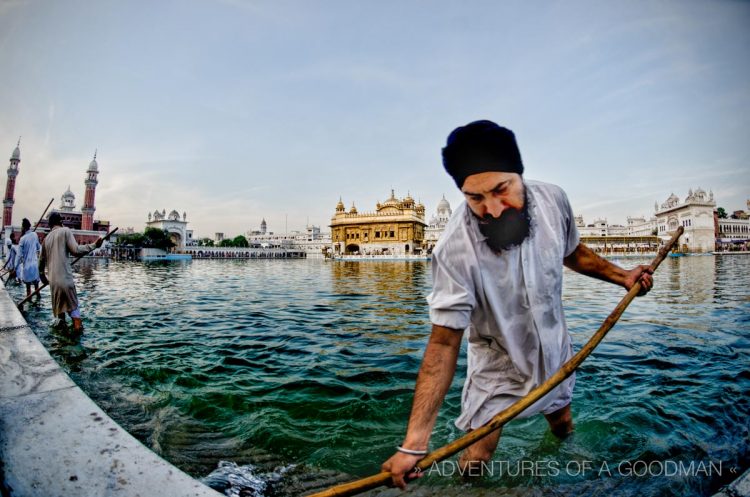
<box><xmin>0</xmin><ymin>287</ymin><xmax>222</xmax><ymax>497</ymax></box>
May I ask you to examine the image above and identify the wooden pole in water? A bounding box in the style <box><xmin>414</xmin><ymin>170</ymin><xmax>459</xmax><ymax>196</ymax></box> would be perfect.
<box><xmin>16</xmin><ymin>227</ymin><xmax>118</xmax><ymax>308</ymax></box>
<box><xmin>307</xmin><ymin>227</ymin><xmax>684</xmax><ymax>497</ymax></box>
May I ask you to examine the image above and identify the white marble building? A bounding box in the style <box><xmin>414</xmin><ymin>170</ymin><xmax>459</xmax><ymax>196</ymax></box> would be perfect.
<box><xmin>717</xmin><ymin>201</ymin><xmax>750</xmax><ymax>249</ymax></box>
<box><xmin>293</xmin><ymin>225</ymin><xmax>333</xmax><ymax>257</ymax></box>
<box><xmin>574</xmin><ymin>214</ymin><xmax>659</xmax><ymax>254</ymax></box>
<box><xmin>425</xmin><ymin>195</ymin><xmax>452</xmax><ymax>252</ymax></box>
<box><xmin>574</xmin><ymin>216</ymin><xmax>627</xmax><ymax>237</ymax></box>
<box><xmin>576</xmin><ymin>216</ymin><xmax>608</xmax><ymax>237</ymax></box>
<box><xmin>718</xmin><ymin>217</ymin><xmax>750</xmax><ymax>241</ymax></box>
<box><xmin>627</xmin><ymin>216</ymin><xmax>657</xmax><ymax>236</ymax></box>
<box><xmin>146</xmin><ymin>209</ymin><xmax>192</xmax><ymax>250</ymax></box>
<box><xmin>247</xmin><ymin>222</ymin><xmax>331</xmax><ymax>257</ymax></box>
<box><xmin>571</xmin><ymin>189</ymin><xmax>747</xmax><ymax>254</ymax></box>
<box><xmin>655</xmin><ymin>188</ymin><xmax>716</xmax><ymax>253</ymax></box>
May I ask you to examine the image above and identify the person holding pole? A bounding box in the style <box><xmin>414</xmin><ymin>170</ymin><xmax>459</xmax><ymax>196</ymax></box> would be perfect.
<box><xmin>381</xmin><ymin>120</ymin><xmax>655</xmax><ymax>488</ymax></box>
<box><xmin>38</xmin><ymin>212</ymin><xmax>103</xmax><ymax>335</ymax></box>
<box><xmin>19</xmin><ymin>218</ymin><xmax>42</xmax><ymax>298</ymax></box>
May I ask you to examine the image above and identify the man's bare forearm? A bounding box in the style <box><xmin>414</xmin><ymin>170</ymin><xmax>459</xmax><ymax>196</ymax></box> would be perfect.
<box><xmin>564</xmin><ymin>243</ymin><xmax>628</xmax><ymax>287</ymax></box>
<box><xmin>402</xmin><ymin>324</ymin><xmax>463</xmax><ymax>450</ymax></box>
<box><xmin>564</xmin><ymin>243</ymin><xmax>655</xmax><ymax>296</ymax></box>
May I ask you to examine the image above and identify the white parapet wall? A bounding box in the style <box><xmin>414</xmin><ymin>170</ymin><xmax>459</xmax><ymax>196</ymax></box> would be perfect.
<box><xmin>0</xmin><ymin>287</ymin><xmax>223</xmax><ymax>497</ymax></box>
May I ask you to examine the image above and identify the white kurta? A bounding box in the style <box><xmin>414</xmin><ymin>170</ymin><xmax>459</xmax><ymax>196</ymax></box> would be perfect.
<box><xmin>3</xmin><ymin>243</ymin><xmax>17</xmax><ymax>271</ymax></box>
<box><xmin>38</xmin><ymin>226</ymin><xmax>97</xmax><ymax>316</ymax></box>
<box><xmin>14</xmin><ymin>244</ymin><xmax>22</xmax><ymax>275</ymax></box>
<box><xmin>3</xmin><ymin>244</ymin><xmax>21</xmax><ymax>276</ymax></box>
<box><xmin>427</xmin><ymin>180</ymin><xmax>580</xmax><ymax>430</ymax></box>
<box><xmin>19</xmin><ymin>231</ymin><xmax>42</xmax><ymax>283</ymax></box>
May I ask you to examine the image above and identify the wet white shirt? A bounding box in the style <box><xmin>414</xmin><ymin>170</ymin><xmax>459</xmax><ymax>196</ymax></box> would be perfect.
<box><xmin>427</xmin><ymin>180</ymin><xmax>580</xmax><ymax>430</ymax></box>
<box><xmin>19</xmin><ymin>231</ymin><xmax>42</xmax><ymax>283</ymax></box>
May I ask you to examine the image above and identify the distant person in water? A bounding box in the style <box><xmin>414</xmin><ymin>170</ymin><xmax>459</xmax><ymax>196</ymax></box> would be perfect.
<box><xmin>19</xmin><ymin>218</ymin><xmax>42</xmax><ymax>298</ymax></box>
<box><xmin>38</xmin><ymin>212</ymin><xmax>103</xmax><ymax>335</ymax></box>
<box><xmin>382</xmin><ymin>120</ymin><xmax>656</xmax><ymax>488</ymax></box>
<box><xmin>2</xmin><ymin>232</ymin><xmax>20</xmax><ymax>283</ymax></box>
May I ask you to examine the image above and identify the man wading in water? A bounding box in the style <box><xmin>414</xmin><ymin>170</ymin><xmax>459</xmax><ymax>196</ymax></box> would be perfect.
<box><xmin>38</xmin><ymin>212</ymin><xmax>103</xmax><ymax>335</ymax></box>
<box><xmin>382</xmin><ymin>120</ymin><xmax>654</xmax><ymax>488</ymax></box>
<box><xmin>19</xmin><ymin>218</ymin><xmax>42</xmax><ymax>298</ymax></box>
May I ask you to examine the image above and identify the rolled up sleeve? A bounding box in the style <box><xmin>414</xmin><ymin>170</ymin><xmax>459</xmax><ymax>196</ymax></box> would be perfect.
<box><xmin>560</xmin><ymin>190</ymin><xmax>580</xmax><ymax>257</ymax></box>
<box><xmin>427</xmin><ymin>249</ymin><xmax>475</xmax><ymax>331</ymax></box>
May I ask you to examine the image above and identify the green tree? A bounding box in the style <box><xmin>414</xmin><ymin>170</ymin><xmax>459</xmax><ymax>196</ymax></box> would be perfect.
<box><xmin>218</xmin><ymin>239</ymin><xmax>234</xmax><ymax>247</ymax></box>
<box><xmin>717</xmin><ymin>207</ymin><xmax>728</xmax><ymax>219</ymax></box>
<box><xmin>198</xmin><ymin>238</ymin><xmax>214</xmax><ymax>247</ymax></box>
<box><xmin>143</xmin><ymin>228</ymin><xmax>176</xmax><ymax>250</ymax></box>
<box><xmin>115</xmin><ymin>232</ymin><xmax>146</xmax><ymax>247</ymax></box>
<box><xmin>232</xmin><ymin>235</ymin><xmax>249</xmax><ymax>247</ymax></box>
<box><xmin>114</xmin><ymin>229</ymin><xmax>175</xmax><ymax>251</ymax></box>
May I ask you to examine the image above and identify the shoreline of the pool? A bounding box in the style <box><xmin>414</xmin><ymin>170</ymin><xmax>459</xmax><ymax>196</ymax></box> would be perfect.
<box><xmin>0</xmin><ymin>287</ymin><xmax>224</xmax><ymax>497</ymax></box>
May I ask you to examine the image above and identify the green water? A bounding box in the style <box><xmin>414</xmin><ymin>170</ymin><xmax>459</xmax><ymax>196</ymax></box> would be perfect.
<box><xmin>13</xmin><ymin>255</ymin><xmax>750</xmax><ymax>496</ymax></box>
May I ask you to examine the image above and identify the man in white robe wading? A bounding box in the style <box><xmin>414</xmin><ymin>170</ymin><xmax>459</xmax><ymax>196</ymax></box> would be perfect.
<box><xmin>19</xmin><ymin>218</ymin><xmax>42</xmax><ymax>298</ymax></box>
<box><xmin>2</xmin><ymin>233</ymin><xmax>20</xmax><ymax>283</ymax></box>
<box><xmin>382</xmin><ymin>121</ymin><xmax>654</xmax><ymax>488</ymax></box>
<box><xmin>38</xmin><ymin>212</ymin><xmax>103</xmax><ymax>334</ymax></box>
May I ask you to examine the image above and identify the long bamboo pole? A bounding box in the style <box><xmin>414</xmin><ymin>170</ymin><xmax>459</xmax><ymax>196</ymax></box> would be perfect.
<box><xmin>1</xmin><ymin>198</ymin><xmax>54</xmax><ymax>285</ymax></box>
<box><xmin>32</xmin><ymin>198</ymin><xmax>55</xmax><ymax>231</ymax></box>
<box><xmin>16</xmin><ymin>227</ymin><xmax>118</xmax><ymax>308</ymax></box>
<box><xmin>306</xmin><ymin>226</ymin><xmax>684</xmax><ymax>497</ymax></box>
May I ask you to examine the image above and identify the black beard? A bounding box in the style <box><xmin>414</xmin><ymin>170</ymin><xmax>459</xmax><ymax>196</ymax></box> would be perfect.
<box><xmin>476</xmin><ymin>201</ymin><xmax>531</xmax><ymax>252</ymax></box>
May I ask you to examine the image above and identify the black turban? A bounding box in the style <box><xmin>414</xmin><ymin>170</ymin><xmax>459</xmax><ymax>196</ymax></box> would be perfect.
<box><xmin>442</xmin><ymin>120</ymin><xmax>524</xmax><ymax>188</ymax></box>
<box><xmin>49</xmin><ymin>212</ymin><xmax>62</xmax><ymax>227</ymax></box>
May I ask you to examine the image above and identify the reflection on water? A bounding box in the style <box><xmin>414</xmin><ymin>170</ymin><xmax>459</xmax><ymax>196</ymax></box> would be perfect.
<box><xmin>11</xmin><ymin>255</ymin><xmax>750</xmax><ymax>497</ymax></box>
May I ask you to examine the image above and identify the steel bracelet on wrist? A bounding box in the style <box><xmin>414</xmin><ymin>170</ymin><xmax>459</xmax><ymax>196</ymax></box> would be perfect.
<box><xmin>396</xmin><ymin>445</ymin><xmax>428</xmax><ymax>456</ymax></box>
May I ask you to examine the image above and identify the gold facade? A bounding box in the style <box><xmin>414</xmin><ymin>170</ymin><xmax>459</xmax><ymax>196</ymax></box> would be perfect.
<box><xmin>330</xmin><ymin>190</ymin><xmax>427</xmax><ymax>255</ymax></box>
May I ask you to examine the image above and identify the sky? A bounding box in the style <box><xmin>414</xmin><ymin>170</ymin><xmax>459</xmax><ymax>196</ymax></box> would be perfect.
<box><xmin>0</xmin><ymin>0</ymin><xmax>748</xmax><ymax>238</ymax></box>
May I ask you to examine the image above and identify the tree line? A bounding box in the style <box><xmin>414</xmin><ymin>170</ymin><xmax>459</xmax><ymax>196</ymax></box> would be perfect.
<box><xmin>116</xmin><ymin>228</ymin><xmax>175</xmax><ymax>250</ymax></box>
<box><xmin>116</xmin><ymin>229</ymin><xmax>250</xmax><ymax>249</ymax></box>
<box><xmin>198</xmin><ymin>235</ymin><xmax>249</xmax><ymax>247</ymax></box>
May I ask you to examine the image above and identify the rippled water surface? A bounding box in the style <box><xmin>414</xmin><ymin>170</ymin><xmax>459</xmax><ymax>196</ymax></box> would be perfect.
<box><xmin>12</xmin><ymin>255</ymin><xmax>750</xmax><ymax>496</ymax></box>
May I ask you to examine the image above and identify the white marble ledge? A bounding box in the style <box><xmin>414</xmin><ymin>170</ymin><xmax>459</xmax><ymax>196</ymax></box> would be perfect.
<box><xmin>0</xmin><ymin>387</ymin><xmax>222</xmax><ymax>497</ymax></box>
<box><xmin>0</xmin><ymin>326</ymin><xmax>77</xmax><ymax>398</ymax></box>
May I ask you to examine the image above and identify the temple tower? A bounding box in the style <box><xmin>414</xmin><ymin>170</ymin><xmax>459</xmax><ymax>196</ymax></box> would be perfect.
<box><xmin>3</xmin><ymin>139</ymin><xmax>21</xmax><ymax>229</ymax></box>
<box><xmin>81</xmin><ymin>151</ymin><xmax>99</xmax><ymax>231</ymax></box>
